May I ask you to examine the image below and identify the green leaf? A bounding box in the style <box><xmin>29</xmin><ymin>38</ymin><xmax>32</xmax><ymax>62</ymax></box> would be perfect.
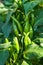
<box><xmin>34</xmin><ymin>37</ymin><xmax>43</xmax><ymax>43</ymax></box>
<box><xmin>1</xmin><ymin>11</ymin><xmax>13</xmax><ymax>37</ymax></box>
<box><xmin>34</xmin><ymin>9</ymin><xmax>43</xmax><ymax>31</ymax></box>
<box><xmin>5</xmin><ymin>10</ymin><xmax>13</xmax><ymax>23</ymax></box>
<box><xmin>40</xmin><ymin>43</ymin><xmax>43</xmax><ymax>47</ymax></box>
<box><xmin>23</xmin><ymin>1</ymin><xmax>41</xmax><ymax>14</ymax></box>
<box><xmin>0</xmin><ymin>42</ymin><xmax>11</xmax><ymax>49</ymax></box>
<box><xmin>3</xmin><ymin>0</ymin><xmax>14</xmax><ymax>5</ymax></box>
<box><xmin>23</xmin><ymin>44</ymin><xmax>43</xmax><ymax>60</ymax></box>
<box><xmin>0</xmin><ymin>22</ymin><xmax>4</xmax><ymax>32</ymax></box>
<box><xmin>3</xmin><ymin>1</ymin><xmax>12</xmax><ymax>6</ymax></box>
<box><xmin>0</xmin><ymin>8</ymin><xmax>8</xmax><ymax>13</ymax></box>
<box><xmin>0</xmin><ymin>2</ymin><xmax>5</xmax><ymax>8</ymax></box>
<box><xmin>0</xmin><ymin>33</ymin><xmax>3</xmax><ymax>36</ymax></box>
<box><xmin>34</xmin><ymin>18</ymin><xmax>43</xmax><ymax>31</ymax></box>
<box><xmin>22</xmin><ymin>0</ymin><xmax>27</xmax><ymax>3</ymax></box>
<box><xmin>0</xmin><ymin>3</ymin><xmax>8</xmax><ymax>13</ymax></box>
<box><xmin>0</xmin><ymin>50</ymin><xmax>9</xmax><ymax>65</ymax></box>
<box><xmin>2</xmin><ymin>23</ymin><xmax>12</xmax><ymax>37</ymax></box>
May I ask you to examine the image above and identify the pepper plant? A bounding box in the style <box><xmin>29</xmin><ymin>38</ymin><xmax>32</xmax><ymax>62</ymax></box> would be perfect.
<box><xmin>0</xmin><ymin>0</ymin><xmax>43</xmax><ymax>65</ymax></box>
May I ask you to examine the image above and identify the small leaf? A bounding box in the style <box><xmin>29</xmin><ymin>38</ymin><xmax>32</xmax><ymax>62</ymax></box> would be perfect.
<box><xmin>0</xmin><ymin>2</ymin><xmax>4</xmax><ymax>8</ymax></box>
<box><xmin>0</xmin><ymin>42</ymin><xmax>11</xmax><ymax>49</ymax></box>
<box><xmin>21</xmin><ymin>60</ymin><xmax>29</xmax><ymax>65</ymax></box>
<box><xmin>24</xmin><ymin>33</ymin><xmax>31</xmax><ymax>47</ymax></box>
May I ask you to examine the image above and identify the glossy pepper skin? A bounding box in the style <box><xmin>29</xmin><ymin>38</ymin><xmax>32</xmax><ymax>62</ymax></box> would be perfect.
<box><xmin>29</xmin><ymin>25</ymin><xmax>33</xmax><ymax>39</ymax></box>
<box><xmin>11</xmin><ymin>16</ymin><xmax>22</xmax><ymax>33</ymax></box>
<box><xmin>31</xmin><ymin>13</ymin><xmax>35</xmax><ymax>26</ymax></box>
<box><xmin>12</xmin><ymin>21</ymin><xmax>19</xmax><ymax>36</ymax></box>
<box><xmin>13</xmin><ymin>37</ymin><xmax>19</xmax><ymax>53</ymax></box>
<box><xmin>24</xmin><ymin>14</ymin><xmax>30</xmax><ymax>33</ymax></box>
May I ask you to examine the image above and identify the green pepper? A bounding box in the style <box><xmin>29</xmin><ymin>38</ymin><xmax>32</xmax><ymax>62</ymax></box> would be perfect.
<box><xmin>31</xmin><ymin>13</ymin><xmax>35</xmax><ymax>26</ymax></box>
<box><xmin>24</xmin><ymin>14</ymin><xmax>30</xmax><ymax>33</ymax></box>
<box><xmin>11</xmin><ymin>16</ymin><xmax>22</xmax><ymax>33</ymax></box>
<box><xmin>13</xmin><ymin>21</ymin><xmax>19</xmax><ymax>36</ymax></box>
<box><xmin>29</xmin><ymin>25</ymin><xmax>33</xmax><ymax>39</ymax></box>
<box><xmin>13</xmin><ymin>37</ymin><xmax>19</xmax><ymax>53</ymax></box>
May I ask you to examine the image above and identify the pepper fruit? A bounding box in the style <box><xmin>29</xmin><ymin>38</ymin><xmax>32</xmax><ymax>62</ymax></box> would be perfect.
<box><xmin>24</xmin><ymin>14</ymin><xmax>30</xmax><ymax>33</ymax></box>
<box><xmin>11</xmin><ymin>16</ymin><xmax>22</xmax><ymax>33</ymax></box>
<box><xmin>12</xmin><ymin>21</ymin><xmax>19</xmax><ymax>36</ymax></box>
<box><xmin>24</xmin><ymin>32</ymin><xmax>31</xmax><ymax>47</ymax></box>
<box><xmin>13</xmin><ymin>37</ymin><xmax>19</xmax><ymax>53</ymax></box>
